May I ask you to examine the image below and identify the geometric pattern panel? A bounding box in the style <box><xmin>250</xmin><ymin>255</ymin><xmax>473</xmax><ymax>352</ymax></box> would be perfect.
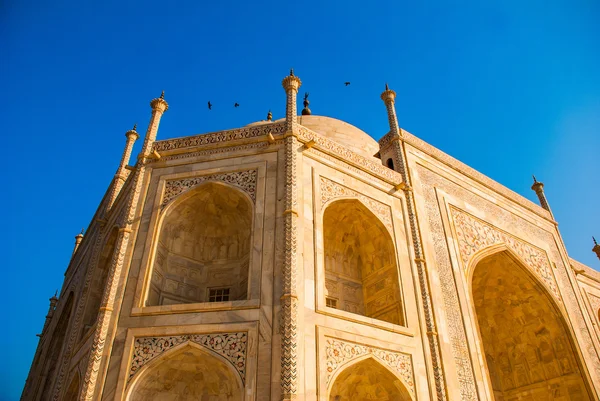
<box><xmin>451</xmin><ymin>207</ymin><xmax>561</xmax><ymax>301</ymax></box>
<box><xmin>129</xmin><ymin>332</ymin><xmax>248</xmax><ymax>383</ymax></box>
<box><xmin>325</xmin><ymin>337</ymin><xmax>415</xmax><ymax>399</ymax></box>
<box><xmin>320</xmin><ymin>176</ymin><xmax>394</xmax><ymax>234</ymax></box>
<box><xmin>161</xmin><ymin>169</ymin><xmax>258</xmax><ymax>208</ymax></box>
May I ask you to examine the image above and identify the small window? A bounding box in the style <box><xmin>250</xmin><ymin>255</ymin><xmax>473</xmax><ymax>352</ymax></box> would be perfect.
<box><xmin>386</xmin><ymin>158</ymin><xmax>395</xmax><ymax>170</ymax></box>
<box><xmin>326</xmin><ymin>297</ymin><xmax>338</xmax><ymax>309</ymax></box>
<box><xmin>208</xmin><ymin>288</ymin><xmax>230</xmax><ymax>302</ymax></box>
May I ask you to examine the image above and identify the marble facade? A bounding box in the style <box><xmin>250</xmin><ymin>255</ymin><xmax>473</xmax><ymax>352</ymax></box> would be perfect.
<box><xmin>22</xmin><ymin>74</ymin><xmax>600</xmax><ymax>401</ymax></box>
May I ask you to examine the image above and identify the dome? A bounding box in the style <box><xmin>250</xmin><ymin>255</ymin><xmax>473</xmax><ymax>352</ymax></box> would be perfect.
<box><xmin>299</xmin><ymin>116</ymin><xmax>379</xmax><ymax>159</ymax></box>
<box><xmin>247</xmin><ymin>115</ymin><xmax>379</xmax><ymax>159</ymax></box>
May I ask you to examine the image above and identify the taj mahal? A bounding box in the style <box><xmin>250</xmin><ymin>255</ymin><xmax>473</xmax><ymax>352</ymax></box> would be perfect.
<box><xmin>22</xmin><ymin>70</ymin><xmax>600</xmax><ymax>401</ymax></box>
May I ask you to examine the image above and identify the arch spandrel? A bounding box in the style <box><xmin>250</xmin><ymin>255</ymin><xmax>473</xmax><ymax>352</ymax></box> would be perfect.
<box><xmin>127</xmin><ymin>342</ymin><xmax>244</xmax><ymax>401</ymax></box>
<box><xmin>328</xmin><ymin>355</ymin><xmax>413</xmax><ymax>401</ymax></box>
<box><xmin>471</xmin><ymin>250</ymin><xmax>593</xmax><ymax>400</ymax></box>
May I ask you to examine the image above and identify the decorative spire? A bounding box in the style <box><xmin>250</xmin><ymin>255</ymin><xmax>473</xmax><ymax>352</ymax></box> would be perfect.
<box><xmin>530</xmin><ymin>175</ymin><xmax>553</xmax><ymax>217</ymax></box>
<box><xmin>290</xmin><ymin>68</ymin><xmax>294</xmax><ymax>76</ymax></box>
<box><xmin>380</xmin><ymin>83</ymin><xmax>400</xmax><ymax>136</ymax></box>
<box><xmin>72</xmin><ymin>228</ymin><xmax>84</xmax><ymax>256</ymax></box>
<box><xmin>301</xmin><ymin>92</ymin><xmax>311</xmax><ymax>115</ymax></box>
<box><xmin>593</xmin><ymin>236</ymin><xmax>600</xmax><ymax>261</ymax></box>
<box><xmin>267</xmin><ymin>110</ymin><xmax>273</xmax><ymax>121</ymax></box>
<box><xmin>160</xmin><ymin>90</ymin><xmax>165</xmax><ymax>99</ymax></box>
<box><xmin>282</xmin><ymin>69</ymin><xmax>302</xmax><ymax>129</ymax></box>
<box><xmin>133</xmin><ymin>123</ymin><xmax>137</xmax><ymax>131</ymax></box>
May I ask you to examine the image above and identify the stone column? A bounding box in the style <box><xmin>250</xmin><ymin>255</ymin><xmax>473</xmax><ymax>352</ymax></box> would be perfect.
<box><xmin>381</xmin><ymin>85</ymin><xmax>448</xmax><ymax>401</ymax></box>
<box><xmin>531</xmin><ymin>175</ymin><xmax>554</xmax><ymax>218</ymax></box>
<box><xmin>280</xmin><ymin>70</ymin><xmax>301</xmax><ymax>401</ymax></box>
<box><xmin>106</xmin><ymin>125</ymin><xmax>139</xmax><ymax>210</ymax></box>
<box><xmin>79</xmin><ymin>92</ymin><xmax>168</xmax><ymax>401</ymax></box>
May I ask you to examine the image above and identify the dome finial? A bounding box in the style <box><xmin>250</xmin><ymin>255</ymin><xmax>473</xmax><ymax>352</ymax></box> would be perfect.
<box><xmin>290</xmin><ymin>68</ymin><xmax>294</xmax><ymax>77</ymax></box>
<box><xmin>594</xmin><ymin>236</ymin><xmax>598</xmax><ymax>246</ymax></box>
<box><xmin>132</xmin><ymin>123</ymin><xmax>137</xmax><ymax>131</ymax></box>
<box><xmin>532</xmin><ymin>174</ymin><xmax>538</xmax><ymax>183</ymax></box>
<box><xmin>160</xmin><ymin>90</ymin><xmax>165</xmax><ymax>99</ymax></box>
<box><xmin>385</xmin><ymin>83</ymin><xmax>389</xmax><ymax>91</ymax></box>
<box><xmin>267</xmin><ymin>110</ymin><xmax>273</xmax><ymax>121</ymax></box>
<box><xmin>302</xmin><ymin>92</ymin><xmax>311</xmax><ymax>115</ymax></box>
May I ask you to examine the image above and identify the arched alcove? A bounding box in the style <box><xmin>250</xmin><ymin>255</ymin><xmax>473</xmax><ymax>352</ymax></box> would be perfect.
<box><xmin>329</xmin><ymin>357</ymin><xmax>412</xmax><ymax>401</ymax></box>
<box><xmin>147</xmin><ymin>182</ymin><xmax>252</xmax><ymax>306</ymax></box>
<box><xmin>81</xmin><ymin>228</ymin><xmax>118</xmax><ymax>337</ymax></box>
<box><xmin>62</xmin><ymin>372</ymin><xmax>80</xmax><ymax>401</ymax></box>
<box><xmin>39</xmin><ymin>293</ymin><xmax>74</xmax><ymax>401</ymax></box>
<box><xmin>472</xmin><ymin>250</ymin><xmax>591</xmax><ymax>400</ymax></box>
<box><xmin>128</xmin><ymin>344</ymin><xmax>243</xmax><ymax>400</ymax></box>
<box><xmin>323</xmin><ymin>199</ymin><xmax>403</xmax><ymax>325</ymax></box>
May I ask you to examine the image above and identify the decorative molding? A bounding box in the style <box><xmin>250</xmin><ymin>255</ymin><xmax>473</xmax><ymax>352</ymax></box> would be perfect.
<box><xmin>129</xmin><ymin>332</ymin><xmax>248</xmax><ymax>384</ymax></box>
<box><xmin>297</xmin><ymin>126</ymin><xmax>402</xmax><ymax>184</ymax></box>
<box><xmin>153</xmin><ymin>122</ymin><xmax>286</xmax><ymax>152</ymax></box>
<box><xmin>451</xmin><ymin>207</ymin><xmax>561</xmax><ymax>301</ymax></box>
<box><xmin>161</xmin><ymin>169</ymin><xmax>258</xmax><ymax>208</ymax></box>
<box><xmin>160</xmin><ymin>141</ymin><xmax>273</xmax><ymax>162</ymax></box>
<box><xmin>319</xmin><ymin>176</ymin><xmax>393</xmax><ymax>234</ymax></box>
<box><xmin>325</xmin><ymin>338</ymin><xmax>415</xmax><ymax>398</ymax></box>
<box><xmin>589</xmin><ymin>294</ymin><xmax>600</xmax><ymax>319</ymax></box>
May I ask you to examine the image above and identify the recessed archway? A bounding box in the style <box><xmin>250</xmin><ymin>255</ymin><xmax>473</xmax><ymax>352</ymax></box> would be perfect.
<box><xmin>323</xmin><ymin>199</ymin><xmax>403</xmax><ymax>325</ymax></box>
<box><xmin>147</xmin><ymin>182</ymin><xmax>253</xmax><ymax>306</ymax></box>
<box><xmin>472</xmin><ymin>250</ymin><xmax>591</xmax><ymax>400</ymax></box>
<box><xmin>329</xmin><ymin>357</ymin><xmax>412</xmax><ymax>401</ymax></box>
<box><xmin>128</xmin><ymin>344</ymin><xmax>243</xmax><ymax>401</ymax></box>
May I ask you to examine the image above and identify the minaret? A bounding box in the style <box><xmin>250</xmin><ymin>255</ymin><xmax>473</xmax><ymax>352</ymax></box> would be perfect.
<box><xmin>280</xmin><ymin>69</ymin><xmax>301</xmax><ymax>401</ymax></box>
<box><xmin>106</xmin><ymin>124</ymin><xmax>139</xmax><ymax>210</ymax></box>
<box><xmin>379</xmin><ymin>84</ymin><xmax>448</xmax><ymax>401</ymax></box>
<box><xmin>40</xmin><ymin>292</ymin><xmax>59</xmax><ymax>336</ymax></box>
<box><xmin>381</xmin><ymin>83</ymin><xmax>400</xmax><ymax>137</ymax></box>
<box><xmin>593</xmin><ymin>237</ymin><xmax>600</xmax><ymax>261</ymax></box>
<box><xmin>140</xmin><ymin>91</ymin><xmax>169</xmax><ymax>160</ymax></box>
<box><xmin>72</xmin><ymin>229</ymin><xmax>84</xmax><ymax>257</ymax></box>
<box><xmin>531</xmin><ymin>175</ymin><xmax>554</xmax><ymax>217</ymax></box>
<box><xmin>282</xmin><ymin>69</ymin><xmax>302</xmax><ymax>131</ymax></box>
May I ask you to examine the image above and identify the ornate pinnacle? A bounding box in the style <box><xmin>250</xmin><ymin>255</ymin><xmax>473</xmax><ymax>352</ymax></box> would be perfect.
<box><xmin>531</xmin><ymin>175</ymin><xmax>544</xmax><ymax>191</ymax></box>
<box><xmin>126</xmin><ymin>123</ymin><xmax>140</xmax><ymax>139</ymax></box>
<box><xmin>381</xmin><ymin>83</ymin><xmax>396</xmax><ymax>102</ymax></box>
<box><xmin>302</xmin><ymin>92</ymin><xmax>311</xmax><ymax>115</ymax></box>
<box><xmin>267</xmin><ymin>110</ymin><xmax>273</xmax><ymax>121</ymax></box>
<box><xmin>385</xmin><ymin>83</ymin><xmax>389</xmax><ymax>91</ymax></box>
<box><xmin>532</xmin><ymin>174</ymin><xmax>538</xmax><ymax>183</ymax></box>
<box><xmin>290</xmin><ymin>68</ymin><xmax>294</xmax><ymax>76</ymax></box>
<box><xmin>150</xmin><ymin>90</ymin><xmax>169</xmax><ymax>112</ymax></box>
<box><xmin>133</xmin><ymin>123</ymin><xmax>137</xmax><ymax>131</ymax></box>
<box><xmin>282</xmin><ymin>70</ymin><xmax>302</xmax><ymax>92</ymax></box>
<box><xmin>594</xmin><ymin>236</ymin><xmax>598</xmax><ymax>246</ymax></box>
<box><xmin>594</xmin><ymin>236</ymin><xmax>600</xmax><ymax>261</ymax></box>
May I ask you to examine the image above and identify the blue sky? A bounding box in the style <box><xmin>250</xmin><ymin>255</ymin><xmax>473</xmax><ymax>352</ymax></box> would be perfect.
<box><xmin>1</xmin><ymin>0</ymin><xmax>598</xmax><ymax>399</ymax></box>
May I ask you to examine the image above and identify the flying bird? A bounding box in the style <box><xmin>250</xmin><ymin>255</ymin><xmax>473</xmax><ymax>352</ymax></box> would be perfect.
<box><xmin>208</xmin><ymin>101</ymin><xmax>212</xmax><ymax>110</ymax></box>
<box><xmin>344</xmin><ymin>82</ymin><xmax>351</xmax><ymax>86</ymax></box>
<box><xmin>234</xmin><ymin>103</ymin><xmax>240</xmax><ymax>108</ymax></box>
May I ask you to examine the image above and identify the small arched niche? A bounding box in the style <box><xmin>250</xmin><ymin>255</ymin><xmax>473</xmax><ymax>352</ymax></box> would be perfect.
<box><xmin>323</xmin><ymin>199</ymin><xmax>404</xmax><ymax>325</ymax></box>
<box><xmin>81</xmin><ymin>228</ymin><xmax>118</xmax><ymax>337</ymax></box>
<box><xmin>329</xmin><ymin>357</ymin><xmax>412</xmax><ymax>401</ymax></box>
<box><xmin>146</xmin><ymin>182</ymin><xmax>252</xmax><ymax>306</ymax></box>
<box><xmin>472</xmin><ymin>250</ymin><xmax>592</xmax><ymax>400</ymax></box>
<box><xmin>128</xmin><ymin>344</ymin><xmax>243</xmax><ymax>401</ymax></box>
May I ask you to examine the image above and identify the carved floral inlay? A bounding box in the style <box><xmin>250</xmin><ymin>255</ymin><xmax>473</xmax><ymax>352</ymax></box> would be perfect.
<box><xmin>320</xmin><ymin>176</ymin><xmax>393</xmax><ymax>233</ymax></box>
<box><xmin>325</xmin><ymin>338</ymin><xmax>415</xmax><ymax>398</ymax></box>
<box><xmin>451</xmin><ymin>207</ymin><xmax>560</xmax><ymax>300</ymax></box>
<box><xmin>129</xmin><ymin>332</ymin><xmax>248</xmax><ymax>383</ymax></box>
<box><xmin>162</xmin><ymin>169</ymin><xmax>257</xmax><ymax>208</ymax></box>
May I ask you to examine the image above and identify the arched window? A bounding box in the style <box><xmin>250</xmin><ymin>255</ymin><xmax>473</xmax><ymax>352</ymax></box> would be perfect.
<box><xmin>386</xmin><ymin>158</ymin><xmax>394</xmax><ymax>170</ymax></box>
<box><xmin>147</xmin><ymin>182</ymin><xmax>252</xmax><ymax>306</ymax></box>
<box><xmin>323</xmin><ymin>199</ymin><xmax>403</xmax><ymax>325</ymax></box>
<box><xmin>81</xmin><ymin>228</ymin><xmax>118</xmax><ymax>337</ymax></box>
<box><xmin>472</xmin><ymin>251</ymin><xmax>592</xmax><ymax>400</ymax></box>
<box><xmin>329</xmin><ymin>357</ymin><xmax>412</xmax><ymax>400</ymax></box>
<box><xmin>129</xmin><ymin>344</ymin><xmax>243</xmax><ymax>400</ymax></box>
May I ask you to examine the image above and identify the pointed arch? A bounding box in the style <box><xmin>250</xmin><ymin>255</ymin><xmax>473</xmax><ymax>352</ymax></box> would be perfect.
<box><xmin>127</xmin><ymin>342</ymin><xmax>244</xmax><ymax>401</ymax></box>
<box><xmin>146</xmin><ymin>181</ymin><xmax>253</xmax><ymax>306</ymax></box>
<box><xmin>322</xmin><ymin>198</ymin><xmax>403</xmax><ymax>325</ymax></box>
<box><xmin>470</xmin><ymin>249</ymin><xmax>593</xmax><ymax>400</ymax></box>
<box><xmin>81</xmin><ymin>227</ymin><xmax>119</xmax><ymax>338</ymax></box>
<box><xmin>61</xmin><ymin>370</ymin><xmax>80</xmax><ymax>401</ymax></box>
<box><xmin>328</xmin><ymin>356</ymin><xmax>412</xmax><ymax>401</ymax></box>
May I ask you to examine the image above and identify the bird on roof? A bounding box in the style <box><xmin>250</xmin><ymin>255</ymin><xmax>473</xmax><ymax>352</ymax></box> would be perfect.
<box><xmin>208</xmin><ymin>101</ymin><xmax>212</xmax><ymax>110</ymax></box>
<box><xmin>344</xmin><ymin>82</ymin><xmax>351</xmax><ymax>86</ymax></box>
<box><xmin>234</xmin><ymin>103</ymin><xmax>240</xmax><ymax>108</ymax></box>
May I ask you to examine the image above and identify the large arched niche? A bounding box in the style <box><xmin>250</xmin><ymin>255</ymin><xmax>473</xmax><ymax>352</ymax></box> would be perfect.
<box><xmin>81</xmin><ymin>227</ymin><xmax>118</xmax><ymax>338</ymax></box>
<box><xmin>322</xmin><ymin>199</ymin><xmax>404</xmax><ymax>325</ymax></box>
<box><xmin>146</xmin><ymin>182</ymin><xmax>253</xmax><ymax>306</ymax></box>
<box><xmin>127</xmin><ymin>343</ymin><xmax>243</xmax><ymax>401</ymax></box>
<box><xmin>329</xmin><ymin>357</ymin><xmax>412</xmax><ymax>401</ymax></box>
<box><xmin>471</xmin><ymin>250</ymin><xmax>592</xmax><ymax>400</ymax></box>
